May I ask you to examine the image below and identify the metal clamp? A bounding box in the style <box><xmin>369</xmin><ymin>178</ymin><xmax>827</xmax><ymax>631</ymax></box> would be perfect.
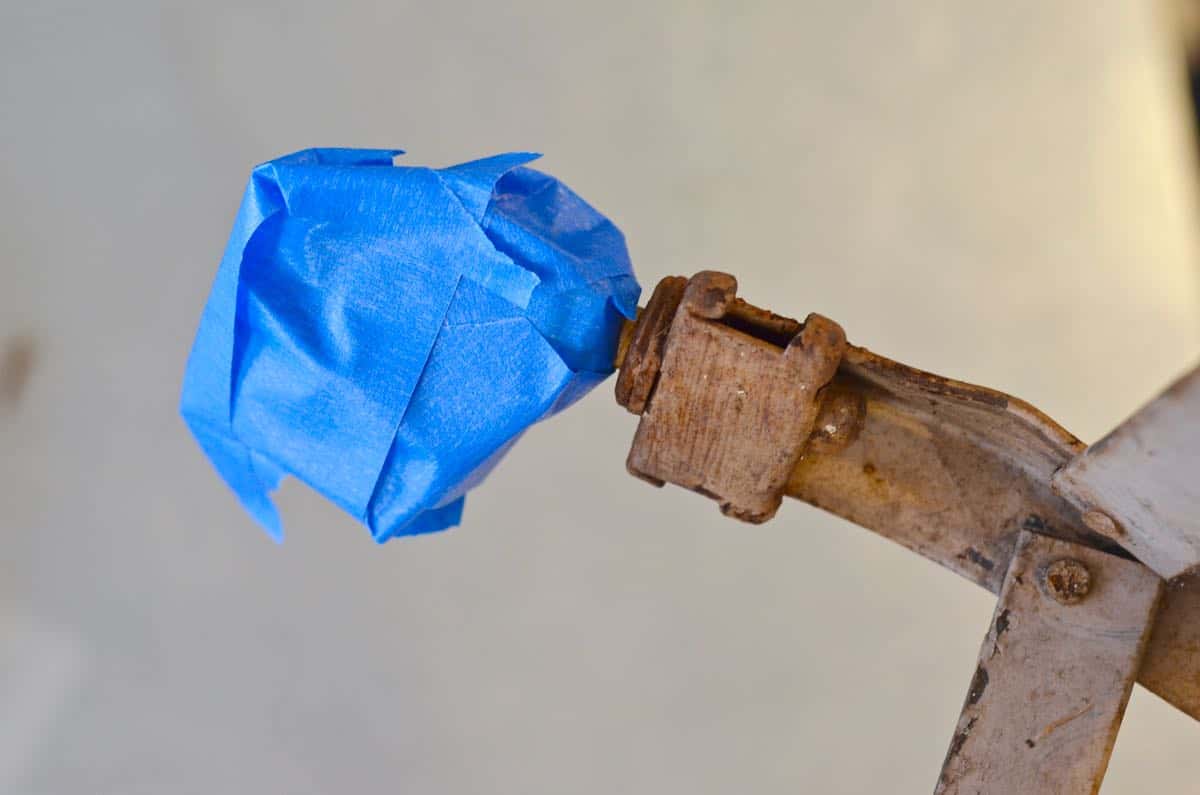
<box><xmin>617</xmin><ymin>271</ymin><xmax>846</xmax><ymax>522</ymax></box>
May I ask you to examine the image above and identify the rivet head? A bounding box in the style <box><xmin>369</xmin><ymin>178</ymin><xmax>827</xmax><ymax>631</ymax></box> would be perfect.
<box><xmin>1041</xmin><ymin>558</ymin><xmax>1091</xmax><ymax>605</ymax></box>
<box><xmin>1081</xmin><ymin>509</ymin><xmax>1120</xmax><ymax>537</ymax></box>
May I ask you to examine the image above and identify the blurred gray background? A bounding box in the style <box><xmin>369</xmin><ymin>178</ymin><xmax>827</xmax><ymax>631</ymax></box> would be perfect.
<box><xmin>3</xmin><ymin>1</ymin><xmax>1200</xmax><ymax>792</ymax></box>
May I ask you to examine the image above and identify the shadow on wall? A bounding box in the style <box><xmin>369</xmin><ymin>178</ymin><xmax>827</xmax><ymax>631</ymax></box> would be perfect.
<box><xmin>0</xmin><ymin>335</ymin><xmax>36</xmax><ymax>412</ymax></box>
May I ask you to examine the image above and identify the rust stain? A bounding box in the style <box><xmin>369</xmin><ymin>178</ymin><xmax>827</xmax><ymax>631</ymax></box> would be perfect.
<box><xmin>614</xmin><ymin>277</ymin><xmax>686</xmax><ymax>414</ymax></box>
<box><xmin>966</xmin><ymin>665</ymin><xmax>989</xmax><ymax>706</ymax></box>
<box><xmin>844</xmin><ymin>346</ymin><xmax>1010</xmax><ymax>409</ymax></box>
<box><xmin>1023</xmin><ymin>514</ymin><xmax>1048</xmax><ymax>533</ymax></box>
<box><xmin>0</xmin><ymin>335</ymin><xmax>36</xmax><ymax>408</ymax></box>
<box><xmin>957</xmin><ymin>546</ymin><xmax>996</xmax><ymax>572</ymax></box>
<box><xmin>1041</xmin><ymin>559</ymin><xmax>1092</xmax><ymax>605</ymax></box>
<box><xmin>623</xmin><ymin>271</ymin><xmax>846</xmax><ymax>524</ymax></box>
<box><xmin>858</xmin><ymin>461</ymin><xmax>888</xmax><ymax>492</ymax></box>
<box><xmin>806</xmin><ymin>387</ymin><xmax>865</xmax><ymax>456</ymax></box>
<box><xmin>991</xmin><ymin>608</ymin><xmax>1011</xmax><ymax>658</ymax></box>
<box><xmin>718</xmin><ymin>295</ymin><xmax>802</xmax><ymax>348</ymax></box>
<box><xmin>942</xmin><ymin>716</ymin><xmax>978</xmax><ymax>771</ymax></box>
<box><xmin>1038</xmin><ymin>702</ymin><xmax>1094</xmax><ymax>740</ymax></box>
<box><xmin>995</xmin><ymin>609</ymin><xmax>1011</xmax><ymax>639</ymax></box>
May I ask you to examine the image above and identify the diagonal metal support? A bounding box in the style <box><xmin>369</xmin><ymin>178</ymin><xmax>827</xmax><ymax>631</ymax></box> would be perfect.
<box><xmin>936</xmin><ymin>531</ymin><xmax>1162</xmax><ymax>794</ymax></box>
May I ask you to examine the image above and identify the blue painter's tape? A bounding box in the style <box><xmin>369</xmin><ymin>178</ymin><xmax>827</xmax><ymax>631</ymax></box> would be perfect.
<box><xmin>181</xmin><ymin>149</ymin><xmax>639</xmax><ymax>542</ymax></box>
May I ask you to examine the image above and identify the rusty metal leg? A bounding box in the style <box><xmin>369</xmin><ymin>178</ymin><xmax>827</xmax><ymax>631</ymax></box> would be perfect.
<box><xmin>936</xmin><ymin>531</ymin><xmax>1163</xmax><ymax>794</ymax></box>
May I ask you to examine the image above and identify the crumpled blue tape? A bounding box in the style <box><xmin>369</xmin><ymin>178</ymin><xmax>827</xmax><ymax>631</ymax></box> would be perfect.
<box><xmin>180</xmin><ymin>148</ymin><xmax>640</xmax><ymax>542</ymax></box>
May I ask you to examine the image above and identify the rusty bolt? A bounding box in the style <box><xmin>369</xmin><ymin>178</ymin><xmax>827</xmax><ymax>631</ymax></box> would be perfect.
<box><xmin>1041</xmin><ymin>558</ymin><xmax>1092</xmax><ymax>605</ymax></box>
<box><xmin>805</xmin><ymin>387</ymin><xmax>866</xmax><ymax>457</ymax></box>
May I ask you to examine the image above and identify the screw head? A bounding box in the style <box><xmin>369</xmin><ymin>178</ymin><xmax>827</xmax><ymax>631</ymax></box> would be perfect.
<box><xmin>1041</xmin><ymin>558</ymin><xmax>1091</xmax><ymax>605</ymax></box>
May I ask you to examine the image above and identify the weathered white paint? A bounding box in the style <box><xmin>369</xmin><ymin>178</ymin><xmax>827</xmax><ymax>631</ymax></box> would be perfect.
<box><xmin>1054</xmin><ymin>365</ymin><xmax>1200</xmax><ymax>580</ymax></box>
<box><xmin>937</xmin><ymin>532</ymin><xmax>1162</xmax><ymax>794</ymax></box>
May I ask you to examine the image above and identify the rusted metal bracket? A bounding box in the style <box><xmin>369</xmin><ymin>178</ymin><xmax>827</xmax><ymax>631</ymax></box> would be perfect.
<box><xmin>616</xmin><ymin>272</ymin><xmax>1200</xmax><ymax>793</ymax></box>
<box><xmin>619</xmin><ymin>272</ymin><xmax>845</xmax><ymax>522</ymax></box>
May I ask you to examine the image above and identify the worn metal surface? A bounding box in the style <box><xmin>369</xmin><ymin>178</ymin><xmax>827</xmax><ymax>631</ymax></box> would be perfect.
<box><xmin>1138</xmin><ymin>569</ymin><xmax>1200</xmax><ymax>714</ymax></box>
<box><xmin>788</xmin><ymin>343</ymin><xmax>1121</xmax><ymax>593</ymax></box>
<box><xmin>622</xmin><ymin>271</ymin><xmax>846</xmax><ymax>522</ymax></box>
<box><xmin>795</xmin><ymin>348</ymin><xmax>1200</xmax><ymax>721</ymax></box>
<box><xmin>936</xmin><ymin>531</ymin><xmax>1161</xmax><ymax>794</ymax></box>
<box><xmin>618</xmin><ymin>273</ymin><xmax>1200</xmax><ymax>725</ymax></box>
<box><xmin>614</xmin><ymin>276</ymin><xmax>686</xmax><ymax>414</ymax></box>
<box><xmin>1053</xmin><ymin>365</ymin><xmax>1200</xmax><ymax>580</ymax></box>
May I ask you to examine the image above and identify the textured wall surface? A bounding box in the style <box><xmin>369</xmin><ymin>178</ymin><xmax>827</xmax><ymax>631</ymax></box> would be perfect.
<box><xmin>2</xmin><ymin>2</ymin><xmax>1199</xmax><ymax>792</ymax></box>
